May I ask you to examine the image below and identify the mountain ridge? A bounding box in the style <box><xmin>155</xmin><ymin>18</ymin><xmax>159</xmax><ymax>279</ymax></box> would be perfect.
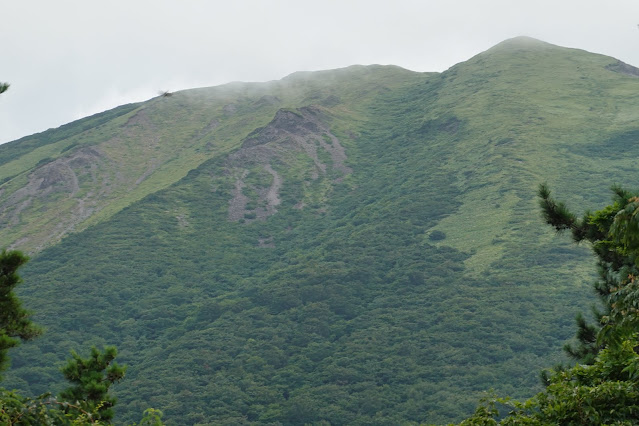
<box><xmin>0</xmin><ymin>64</ymin><xmax>425</xmax><ymax>253</ymax></box>
<box><xmin>3</xmin><ymin>38</ymin><xmax>639</xmax><ymax>424</ymax></box>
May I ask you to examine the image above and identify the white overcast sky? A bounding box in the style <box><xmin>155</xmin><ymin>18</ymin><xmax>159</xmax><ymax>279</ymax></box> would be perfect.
<box><xmin>1</xmin><ymin>0</ymin><xmax>638</xmax><ymax>145</ymax></box>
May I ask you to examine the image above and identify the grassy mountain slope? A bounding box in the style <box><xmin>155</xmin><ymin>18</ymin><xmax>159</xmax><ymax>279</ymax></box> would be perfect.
<box><xmin>3</xmin><ymin>37</ymin><xmax>639</xmax><ymax>424</ymax></box>
<box><xmin>430</xmin><ymin>37</ymin><xmax>639</xmax><ymax>276</ymax></box>
<box><xmin>0</xmin><ymin>65</ymin><xmax>418</xmax><ymax>253</ymax></box>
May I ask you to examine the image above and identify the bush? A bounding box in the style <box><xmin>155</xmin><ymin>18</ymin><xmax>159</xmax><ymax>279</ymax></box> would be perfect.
<box><xmin>429</xmin><ymin>230</ymin><xmax>446</xmax><ymax>241</ymax></box>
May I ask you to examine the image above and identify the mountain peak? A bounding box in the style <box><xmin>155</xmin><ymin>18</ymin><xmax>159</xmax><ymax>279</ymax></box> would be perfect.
<box><xmin>488</xmin><ymin>36</ymin><xmax>554</xmax><ymax>52</ymax></box>
<box><xmin>498</xmin><ymin>35</ymin><xmax>548</xmax><ymax>45</ymax></box>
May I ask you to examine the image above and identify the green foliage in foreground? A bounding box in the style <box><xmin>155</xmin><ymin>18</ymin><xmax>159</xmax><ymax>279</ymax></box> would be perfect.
<box><xmin>462</xmin><ymin>340</ymin><xmax>639</xmax><ymax>425</ymax></box>
<box><xmin>0</xmin><ymin>250</ymin><xmax>42</xmax><ymax>378</ymax></box>
<box><xmin>0</xmin><ymin>250</ymin><xmax>163</xmax><ymax>425</ymax></box>
<box><xmin>59</xmin><ymin>346</ymin><xmax>126</xmax><ymax>422</ymax></box>
<box><xmin>459</xmin><ymin>186</ymin><xmax>639</xmax><ymax>424</ymax></box>
<box><xmin>0</xmin><ymin>388</ymin><xmax>164</xmax><ymax>425</ymax></box>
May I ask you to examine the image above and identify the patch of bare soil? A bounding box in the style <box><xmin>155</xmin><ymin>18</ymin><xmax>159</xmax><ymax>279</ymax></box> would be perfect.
<box><xmin>135</xmin><ymin>161</ymin><xmax>160</xmax><ymax>186</ymax></box>
<box><xmin>176</xmin><ymin>213</ymin><xmax>190</xmax><ymax>228</ymax></box>
<box><xmin>198</xmin><ymin>119</ymin><xmax>220</xmax><ymax>138</ymax></box>
<box><xmin>123</xmin><ymin>109</ymin><xmax>151</xmax><ymax>127</ymax></box>
<box><xmin>263</xmin><ymin>164</ymin><xmax>282</xmax><ymax>209</ymax></box>
<box><xmin>257</xmin><ymin>236</ymin><xmax>275</xmax><ymax>248</ymax></box>
<box><xmin>228</xmin><ymin>170</ymin><xmax>250</xmax><ymax>221</ymax></box>
<box><xmin>223</xmin><ymin>104</ymin><xmax>237</xmax><ymax>115</ymax></box>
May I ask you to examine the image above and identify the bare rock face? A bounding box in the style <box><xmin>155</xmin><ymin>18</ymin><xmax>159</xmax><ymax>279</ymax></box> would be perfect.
<box><xmin>0</xmin><ymin>103</ymin><xmax>352</xmax><ymax>252</ymax></box>
<box><xmin>226</xmin><ymin>107</ymin><xmax>351</xmax><ymax>223</ymax></box>
<box><xmin>0</xmin><ymin>147</ymin><xmax>112</xmax><ymax>251</ymax></box>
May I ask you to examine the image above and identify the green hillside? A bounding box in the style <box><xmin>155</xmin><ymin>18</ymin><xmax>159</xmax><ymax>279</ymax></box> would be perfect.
<box><xmin>3</xmin><ymin>37</ymin><xmax>639</xmax><ymax>424</ymax></box>
<box><xmin>0</xmin><ymin>65</ymin><xmax>418</xmax><ymax>254</ymax></box>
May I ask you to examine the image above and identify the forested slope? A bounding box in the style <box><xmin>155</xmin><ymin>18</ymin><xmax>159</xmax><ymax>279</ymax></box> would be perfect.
<box><xmin>3</xmin><ymin>37</ymin><xmax>639</xmax><ymax>424</ymax></box>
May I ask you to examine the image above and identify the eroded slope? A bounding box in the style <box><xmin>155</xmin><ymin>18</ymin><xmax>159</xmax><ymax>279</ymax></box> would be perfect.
<box><xmin>1</xmin><ymin>65</ymin><xmax>419</xmax><ymax>253</ymax></box>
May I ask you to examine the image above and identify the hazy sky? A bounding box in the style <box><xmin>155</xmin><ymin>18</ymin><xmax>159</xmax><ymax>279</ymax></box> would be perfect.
<box><xmin>2</xmin><ymin>0</ymin><xmax>638</xmax><ymax>144</ymax></box>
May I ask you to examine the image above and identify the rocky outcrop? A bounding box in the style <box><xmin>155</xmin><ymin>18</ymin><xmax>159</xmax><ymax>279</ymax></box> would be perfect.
<box><xmin>226</xmin><ymin>107</ymin><xmax>351</xmax><ymax>223</ymax></box>
<box><xmin>0</xmin><ymin>147</ymin><xmax>112</xmax><ymax>251</ymax></box>
<box><xmin>606</xmin><ymin>60</ymin><xmax>639</xmax><ymax>77</ymax></box>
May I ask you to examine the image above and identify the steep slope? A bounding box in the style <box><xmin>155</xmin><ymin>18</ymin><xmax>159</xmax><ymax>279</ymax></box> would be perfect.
<box><xmin>429</xmin><ymin>37</ymin><xmax>639</xmax><ymax>277</ymax></box>
<box><xmin>3</xmin><ymin>38</ymin><xmax>639</xmax><ymax>424</ymax></box>
<box><xmin>0</xmin><ymin>65</ymin><xmax>418</xmax><ymax>253</ymax></box>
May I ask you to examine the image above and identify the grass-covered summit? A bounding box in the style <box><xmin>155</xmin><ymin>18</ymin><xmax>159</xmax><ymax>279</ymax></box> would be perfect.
<box><xmin>3</xmin><ymin>37</ymin><xmax>639</xmax><ymax>424</ymax></box>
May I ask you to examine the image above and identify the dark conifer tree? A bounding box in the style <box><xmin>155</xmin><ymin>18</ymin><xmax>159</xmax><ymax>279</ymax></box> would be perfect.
<box><xmin>538</xmin><ymin>184</ymin><xmax>639</xmax><ymax>362</ymax></box>
<box><xmin>0</xmin><ymin>250</ymin><xmax>42</xmax><ymax>377</ymax></box>
<box><xmin>60</xmin><ymin>346</ymin><xmax>127</xmax><ymax>422</ymax></box>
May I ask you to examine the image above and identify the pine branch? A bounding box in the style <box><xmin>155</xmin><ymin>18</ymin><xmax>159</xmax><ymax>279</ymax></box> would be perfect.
<box><xmin>538</xmin><ymin>184</ymin><xmax>579</xmax><ymax>234</ymax></box>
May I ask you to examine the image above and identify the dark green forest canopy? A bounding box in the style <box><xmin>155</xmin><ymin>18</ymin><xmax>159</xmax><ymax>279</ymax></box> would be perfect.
<box><xmin>2</xmin><ymin>38</ymin><xmax>639</xmax><ymax>424</ymax></box>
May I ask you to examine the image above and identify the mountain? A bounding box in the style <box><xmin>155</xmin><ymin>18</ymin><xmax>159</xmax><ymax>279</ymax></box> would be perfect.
<box><xmin>3</xmin><ymin>37</ymin><xmax>639</xmax><ymax>424</ymax></box>
<box><xmin>0</xmin><ymin>65</ymin><xmax>419</xmax><ymax>254</ymax></box>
